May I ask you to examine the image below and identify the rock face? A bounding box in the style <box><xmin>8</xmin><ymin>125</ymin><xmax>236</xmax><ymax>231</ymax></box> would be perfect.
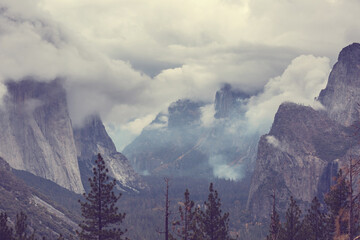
<box><xmin>247</xmin><ymin>103</ymin><xmax>353</xmax><ymax>219</ymax></box>
<box><xmin>124</xmin><ymin>89</ymin><xmax>258</xmax><ymax>180</ymax></box>
<box><xmin>247</xmin><ymin>43</ymin><xmax>360</xmax><ymax>219</ymax></box>
<box><xmin>0</xmin><ymin>79</ymin><xmax>143</xmax><ymax>194</ymax></box>
<box><xmin>318</xmin><ymin>43</ymin><xmax>360</xmax><ymax>126</ymax></box>
<box><xmin>214</xmin><ymin>84</ymin><xmax>249</xmax><ymax>119</ymax></box>
<box><xmin>123</xmin><ymin>99</ymin><xmax>210</xmax><ymax>177</ymax></box>
<box><xmin>0</xmin><ymin>157</ymin><xmax>78</xmax><ymax>239</ymax></box>
<box><xmin>0</xmin><ymin>79</ymin><xmax>84</xmax><ymax>193</ymax></box>
<box><xmin>74</xmin><ymin>116</ymin><xmax>145</xmax><ymax>192</ymax></box>
<box><xmin>168</xmin><ymin>99</ymin><xmax>203</xmax><ymax>128</ymax></box>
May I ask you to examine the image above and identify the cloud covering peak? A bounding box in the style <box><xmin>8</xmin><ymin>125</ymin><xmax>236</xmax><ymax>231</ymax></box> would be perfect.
<box><xmin>0</xmin><ymin>0</ymin><xmax>357</xmax><ymax>149</ymax></box>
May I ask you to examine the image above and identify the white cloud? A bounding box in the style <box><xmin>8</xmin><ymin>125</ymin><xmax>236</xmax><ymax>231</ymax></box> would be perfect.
<box><xmin>245</xmin><ymin>55</ymin><xmax>330</xmax><ymax>134</ymax></box>
<box><xmin>266</xmin><ymin>135</ymin><xmax>281</xmax><ymax>149</ymax></box>
<box><xmin>121</xmin><ymin>114</ymin><xmax>156</xmax><ymax>135</ymax></box>
<box><xmin>1</xmin><ymin>0</ymin><xmax>358</xmax><ymax>150</ymax></box>
<box><xmin>209</xmin><ymin>155</ymin><xmax>244</xmax><ymax>180</ymax></box>
<box><xmin>200</xmin><ymin>104</ymin><xmax>216</xmax><ymax>127</ymax></box>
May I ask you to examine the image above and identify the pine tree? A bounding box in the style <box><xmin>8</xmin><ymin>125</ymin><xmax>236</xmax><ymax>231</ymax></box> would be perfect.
<box><xmin>78</xmin><ymin>153</ymin><xmax>127</xmax><ymax>240</ymax></box>
<box><xmin>280</xmin><ymin>196</ymin><xmax>302</xmax><ymax>240</ymax></box>
<box><xmin>170</xmin><ymin>189</ymin><xmax>199</xmax><ymax>240</ymax></box>
<box><xmin>301</xmin><ymin>197</ymin><xmax>328</xmax><ymax>240</ymax></box>
<box><xmin>266</xmin><ymin>189</ymin><xmax>281</xmax><ymax>240</ymax></box>
<box><xmin>0</xmin><ymin>212</ymin><xmax>13</xmax><ymax>240</ymax></box>
<box><xmin>198</xmin><ymin>183</ymin><xmax>233</xmax><ymax>240</ymax></box>
<box><xmin>14</xmin><ymin>211</ymin><xmax>36</xmax><ymax>240</ymax></box>
<box><xmin>324</xmin><ymin>169</ymin><xmax>349</xmax><ymax>239</ymax></box>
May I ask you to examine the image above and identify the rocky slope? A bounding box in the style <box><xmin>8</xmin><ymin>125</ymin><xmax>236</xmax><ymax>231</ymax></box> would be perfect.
<box><xmin>123</xmin><ymin>85</ymin><xmax>258</xmax><ymax>179</ymax></box>
<box><xmin>247</xmin><ymin>43</ymin><xmax>360</xmax><ymax>219</ymax></box>
<box><xmin>74</xmin><ymin>115</ymin><xmax>146</xmax><ymax>192</ymax></box>
<box><xmin>0</xmin><ymin>157</ymin><xmax>78</xmax><ymax>239</ymax></box>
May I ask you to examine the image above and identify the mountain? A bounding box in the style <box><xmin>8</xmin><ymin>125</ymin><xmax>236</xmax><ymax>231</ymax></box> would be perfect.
<box><xmin>74</xmin><ymin>115</ymin><xmax>146</xmax><ymax>192</ymax></box>
<box><xmin>0</xmin><ymin>156</ymin><xmax>78</xmax><ymax>239</ymax></box>
<box><xmin>0</xmin><ymin>79</ymin><xmax>143</xmax><ymax>194</ymax></box>
<box><xmin>318</xmin><ymin>43</ymin><xmax>360</xmax><ymax>126</ymax></box>
<box><xmin>0</xmin><ymin>79</ymin><xmax>83</xmax><ymax>193</ymax></box>
<box><xmin>247</xmin><ymin>43</ymin><xmax>360</xmax><ymax>220</ymax></box>
<box><xmin>123</xmin><ymin>85</ymin><xmax>259</xmax><ymax>179</ymax></box>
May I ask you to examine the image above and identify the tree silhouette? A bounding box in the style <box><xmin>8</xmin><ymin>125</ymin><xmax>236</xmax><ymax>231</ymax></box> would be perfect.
<box><xmin>198</xmin><ymin>183</ymin><xmax>233</xmax><ymax>240</ymax></box>
<box><xmin>170</xmin><ymin>189</ymin><xmax>199</xmax><ymax>240</ymax></box>
<box><xmin>78</xmin><ymin>153</ymin><xmax>127</xmax><ymax>240</ymax></box>
<box><xmin>0</xmin><ymin>212</ymin><xmax>13</xmax><ymax>240</ymax></box>
<box><xmin>280</xmin><ymin>196</ymin><xmax>302</xmax><ymax>240</ymax></box>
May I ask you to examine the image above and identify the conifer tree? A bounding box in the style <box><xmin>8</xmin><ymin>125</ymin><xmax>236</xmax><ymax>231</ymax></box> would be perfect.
<box><xmin>78</xmin><ymin>153</ymin><xmax>127</xmax><ymax>240</ymax></box>
<box><xmin>266</xmin><ymin>189</ymin><xmax>281</xmax><ymax>240</ymax></box>
<box><xmin>197</xmin><ymin>183</ymin><xmax>233</xmax><ymax>240</ymax></box>
<box><xmin>170</xmin><ymin>189</ymin><xmax>199</xmax><ymax>240</ymax></box>
<box><xmin>301</xmin><ymin>197</ymin><xmax>328</xmax><ymax>240</ymax></box>
<box><xmin>324</xmin><ymin>169</ymin><xmax>348</xmax><ymax>238</ymax></box>
<box><xmin>0</xmin><ymin>212</ymin><xmax>13</xmax><ymax>240</ymax></box>
<box><xmin>280</xmin><ymin>196</ymin><xmax>302</xmax><ymax>240</ymax></box>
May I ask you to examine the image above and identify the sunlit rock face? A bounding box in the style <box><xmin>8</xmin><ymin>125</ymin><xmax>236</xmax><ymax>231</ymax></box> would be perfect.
<box><xmin>0</xmin><ymin>79</ymin><xmax>84</xmax><ymax>193</ymax></box>
<box><xmin>73</xmin><ymin>116</ymin><xmax>146</xmax><ymax>192</ymax></box>
<box><xmin>248</xmin><ymin>43</ymin><xmax>360</xmax><ymax>220</ymax></box>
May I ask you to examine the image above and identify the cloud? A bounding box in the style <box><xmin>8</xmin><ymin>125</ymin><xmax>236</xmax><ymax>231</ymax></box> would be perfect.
<box><xmin>245</xmin><ymin>55</ymin><xmax>330</xmax><ymax>134</ymax></box>
<box><xmin>2</xmin><ymin>0</ymin><xmax>359</xmax><ymax>150</ymax></box>
<box><xmin>200</xmin><ymin>104</ymin><xmax>216</xmax><ymax>127</ymax></box>
<box><xmin>209</xmin><ymin>155</ymin><xmax>244</xmax><ymax>180</ymax></box>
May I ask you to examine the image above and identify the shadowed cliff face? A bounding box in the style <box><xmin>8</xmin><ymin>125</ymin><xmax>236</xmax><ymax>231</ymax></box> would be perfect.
<box><xmin>124</xmin><ymin>88</ymin><xmax>258</xmax><ymax>180</ymax></box>
<box><xmin>0</xmin><ymin>79</ymin><xmax>84</xmax><ymax>193</ymax></box>
<box><xmin>319</xmin><ymin>43</ymin><xmax>360</xmax><ymax>126</ymax></box>
<box><xmin>73</xmin><ymin>116</ymin><xmax>146</xmax><ymax>192</ymax></box>
<box><xmin>248</xmin><ymin>43</ymin><xmax>360</xmax><ymax>220</ymax></box>
<box><xmin>247</xmin><ymin>103</ymin><xmax>353</xmax><ymax>219</ymax></box>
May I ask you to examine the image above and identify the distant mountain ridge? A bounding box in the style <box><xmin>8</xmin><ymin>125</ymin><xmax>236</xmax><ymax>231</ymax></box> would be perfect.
<box><xmin>247</xmin><ymin>43</ymin><xmax>360</xmax><ymax>219</ymax></box>
<box><xmin>123</xmin><ymin>84</ymin><xmax>259</xmax><ymax>180</ymax></box>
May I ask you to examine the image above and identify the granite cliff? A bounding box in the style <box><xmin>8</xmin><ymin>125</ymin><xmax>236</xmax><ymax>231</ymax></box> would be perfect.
<box><xmin>74</xmin><ymin>116</ymin><xmax>145</xmax><ymax>192</ymax></box>
<box><xmin>247</xmin><ymin>43</ymin><xmax>360</xmax><ymax>219</ymax></box>
<box><xmin>0</xmin><ymin>79</ymin><xmax>83</xmax><ymax>193</ymax></box>
<box><xmin>0</xmin><ymin>79</ymin><xmax>143</xmax><ymax>194</ymax></box>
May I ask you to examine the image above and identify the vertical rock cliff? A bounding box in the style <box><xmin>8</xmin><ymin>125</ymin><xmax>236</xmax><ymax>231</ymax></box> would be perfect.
<box><xmin>0</xmin><ymin>79</ymin><xmax>143</xmax><ymax>194</ymax></box>
<box><xmin>74</xmin><ymin>116</ymin><xmax>145</xmax><ymax>191</ymax></box>
<box><xmin>214</xmin><ymin>83</ymin><xmax>249</xmax><ymax>119</ymax></box>
<box><xmin>318</xmin><ymin>43</ymin><xmax>360</xmax><ymax>126</ymax></box>
<box><xmin>0</xmin><ymin>79</ymin><xmax>84</xmax><ymax>193</ymax></box>
<box><xmin>248</xmin><ymin>43</ymin><xmax>360</xmax><ymax>219</ymax></box>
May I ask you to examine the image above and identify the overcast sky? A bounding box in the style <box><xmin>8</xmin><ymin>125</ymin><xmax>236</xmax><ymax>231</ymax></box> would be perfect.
<box><xmin>0</xmin><ymin>0</ymin><xmax>359</xmax><ymax>150</ymax></box>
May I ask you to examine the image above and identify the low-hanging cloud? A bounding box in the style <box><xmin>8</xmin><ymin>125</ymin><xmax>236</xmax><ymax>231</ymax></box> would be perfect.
<box><xmin>209</xmin><ymin>155</ymin><xmax>244</xmax><ymax>180</ymax></box>
<box><xmin>1</xmin><ymin>0</ymin><xmax>358</xmax><ymax>150</ymax></box>
<box><xmin>244</xmin><ymin>55</ymin><xmax>330</xmax><ymax>134</ymax></box>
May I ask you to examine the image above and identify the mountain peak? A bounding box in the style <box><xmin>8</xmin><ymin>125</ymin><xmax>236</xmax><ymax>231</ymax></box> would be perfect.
<box><xmin>338</xmin><ymin>42</ymin><xmax>360</xmax><ymax>63</ymax></box>
<box><xmin>214</xmin><ymin>84</ymin><xmax>249</xmax><ymax>118</ymax></box>
<box><xmin>318</xmin><ymin>42</ymin><xmax>360</xmax><ymax>126</ymax></box>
